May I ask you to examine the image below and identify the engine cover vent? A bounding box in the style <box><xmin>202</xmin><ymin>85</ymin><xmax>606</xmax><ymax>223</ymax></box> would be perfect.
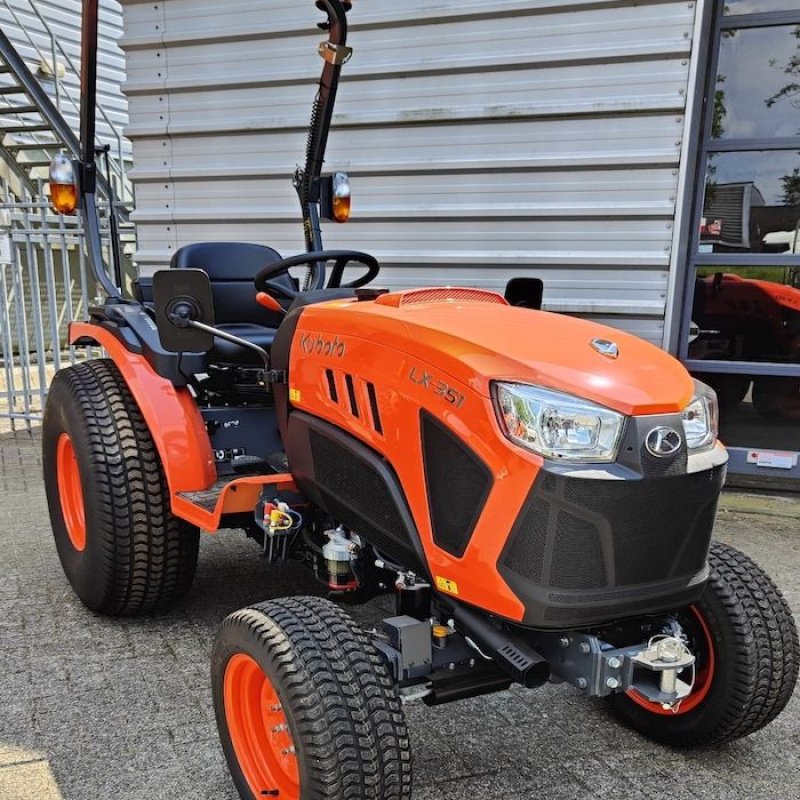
<box><xmin>375</xmin><ymin>288</ymin><xmax>508</xmax><ymax>308</ymax></box>
<box><xmin>421</xmin><ymin>411</ymin><xmax>492</xmax><ymax>557</ymax></box>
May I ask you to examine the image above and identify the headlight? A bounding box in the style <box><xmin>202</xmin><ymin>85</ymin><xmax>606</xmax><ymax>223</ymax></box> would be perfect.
<box><xmin>493</xmin><ymin>382</ymin><xmax>625</xmax><ymax>462</ymax></box>
<box><xmin>682</xmin><ymin>379</ymin><xmax>719</xmax><ymax>450</ymax></box>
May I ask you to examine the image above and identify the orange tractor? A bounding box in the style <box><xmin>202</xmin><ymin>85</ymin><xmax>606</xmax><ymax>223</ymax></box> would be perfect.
<box><xmin>43</xmin><ymin>3</ymin><xmax>798</xmax><ymax>798</ymax></box>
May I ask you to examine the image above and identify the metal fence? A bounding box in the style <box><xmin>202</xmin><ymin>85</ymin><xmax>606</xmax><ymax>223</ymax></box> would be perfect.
<box><xmin>0</xmin><ymin>179</ymin><xmax>131</xmax><ymax>431</ymax></box>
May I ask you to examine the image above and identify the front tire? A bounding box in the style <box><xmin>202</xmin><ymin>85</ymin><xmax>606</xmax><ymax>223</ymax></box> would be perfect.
<box><xmin>608</xmin><ymin>541</ymin><xmax>799</xmax><ymax>747</ymax></box>
<box><xmin>212</xmin><ymin>596</ymin><xmax>412</xmax><ymax>800</ymax></box>
<box><xmin>43</xmin><ymin>359</ymin><xmax>200</xmax><ymax>615</ymax></box>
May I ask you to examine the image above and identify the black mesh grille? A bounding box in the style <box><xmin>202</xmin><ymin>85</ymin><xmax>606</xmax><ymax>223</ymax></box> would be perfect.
<box><xmin>502</xmin><ymin>498</ymin><xmax>549</xmax><ymax>582</ymax></box>
<box><xmin>309</xmin><ymin>428</ymin><xmax>416</xmax><ymax>565</ymax></box>
<box><xmin>551</xmin><ymin>510</ymin><xmax>607</xmax><ymax>589</ymax></box>
<box><xmin>504</xmin><ymin>468</ymin><xmax>722</xmax><ymax>588</ymax></box>
<box><xmin>499</xmin><ymin>464</ymin><xmax>726</xmax><ymax>626</ymax></box>
<box><xmin>421</xmin><ymin>412</ymin><xmax>492</xmax><ymax>557</ymax></box>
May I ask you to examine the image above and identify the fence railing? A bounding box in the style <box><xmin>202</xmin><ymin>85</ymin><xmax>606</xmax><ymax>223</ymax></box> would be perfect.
<box><xmin>0</xmin><ymin>179</ymin><xmax>133</xmax><ymax>430</ymax></box>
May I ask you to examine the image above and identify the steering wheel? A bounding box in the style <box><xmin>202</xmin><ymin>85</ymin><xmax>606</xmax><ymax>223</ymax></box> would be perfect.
<box><xmin>254</xmin><ymin>250</ymin><xmax>380</xmax><ymax>300</ymax></box>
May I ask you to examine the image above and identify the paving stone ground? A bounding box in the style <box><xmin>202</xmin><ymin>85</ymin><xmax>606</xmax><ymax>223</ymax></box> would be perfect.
<box><xmin>1</xmin><ymin>427</ymin><xmax>798</xmax><ymax>800</ymax></box>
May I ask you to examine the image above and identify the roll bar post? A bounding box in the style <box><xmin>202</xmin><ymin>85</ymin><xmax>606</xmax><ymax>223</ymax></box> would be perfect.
<box><xmin>79</xmin><ymin>0</ymin><xmax>123</xmax><ymax>300</ymax></box>
<box><xmin>294</xmin><ymin>0</ymin><xmax>353</xmax><ymax>287</ymax></box>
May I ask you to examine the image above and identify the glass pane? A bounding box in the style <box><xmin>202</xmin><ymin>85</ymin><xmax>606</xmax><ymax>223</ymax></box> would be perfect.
<box><xmin>713</xmin><ymin>26</ymin><xmax>800</xmax><ymax>140</ymax></box>
<box><xmin>691</xmin><ymin>372</ymin><xmax>800</xmax><ymax>454</ymax></box>
<box><xmin>724</xmin><ymin>0</ymin><xmax>800</xmax><ymax>14</ymax></box>
<box><xmin>688</xmin><ymin>266</ymin><xmax>800</xmax><ymax>366</ymax></box>
<box><xmin>699</xmin><ymin>151</ymin><xmax>800</xmax><ymax>254</ymax></box>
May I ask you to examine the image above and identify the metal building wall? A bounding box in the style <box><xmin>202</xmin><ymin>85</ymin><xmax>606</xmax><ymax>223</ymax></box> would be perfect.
<box><xmin>0</xmin><ymin>0</ymin><xmax>128</xmax><ymax>150</ymax></box>
<box><xmin>120</xmin><ymin>0</ymin><xmax>701</xmax><ymax>345</ymax></box>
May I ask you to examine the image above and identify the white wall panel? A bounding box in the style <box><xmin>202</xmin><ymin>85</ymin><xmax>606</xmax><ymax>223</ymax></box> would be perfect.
<box><xmin>120</xmin><ymin>0</ymin><xmax>702</xmax><ymax>345</ymax></box>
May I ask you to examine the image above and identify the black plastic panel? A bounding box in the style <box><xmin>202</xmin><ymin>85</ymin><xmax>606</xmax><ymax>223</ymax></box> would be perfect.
<box><xmin>499</xmin><ymin>463</ymin><xmax>726</xmax><ymax>628</ymax></box>
<box><xmin>286</xmin><ymin>411</ymin><xmax>426</xmax><ymax>573</ymax></box>
<box><xmin>421</xmin><ymin>412</ymin><xmax>492</xmax><ymax>557</ymax></box>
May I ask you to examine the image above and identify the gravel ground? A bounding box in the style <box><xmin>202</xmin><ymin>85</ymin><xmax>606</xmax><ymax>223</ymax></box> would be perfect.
<box><xmin>0</xmin><ymin>427</ymin><xmax>798</xmax><ymax>800</ymax></box>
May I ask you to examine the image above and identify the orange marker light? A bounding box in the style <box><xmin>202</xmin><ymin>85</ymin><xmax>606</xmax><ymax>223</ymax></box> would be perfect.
<box><xmin>331</xmin><ymin>171</ymin><xmax>351</xmax><ymax>223</ymax></box>
<box><xmin>49</xmin><ymin>154</ymin><xmax>78</xmax><ymax>215</ymax></box>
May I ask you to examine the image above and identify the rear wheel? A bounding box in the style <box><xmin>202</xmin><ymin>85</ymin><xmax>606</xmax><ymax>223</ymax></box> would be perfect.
<box><xmin>212</xmin><ymin>596</ymin><xmax>412</xmax><ymax>800</ymax></box>
<box><xmin>42</xmin><ymin>359</ymin><xmax>199</xmax><ymax>615</ymax></box>
<box><xmin>607</xmin><ymin>541</ymin><xmax>799</xmax><ymax>747</ymax></box>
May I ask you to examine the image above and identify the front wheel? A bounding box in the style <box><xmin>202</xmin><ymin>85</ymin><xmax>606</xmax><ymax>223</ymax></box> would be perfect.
<box><xmin>212</xmin><ymin>596</ymin><xmax>412</xmax><ymax>800</ymax></box>
<box><xmin>607</xmin><ymin>541</ymin><xmax>799</xmax><ymax>747</ymax></box>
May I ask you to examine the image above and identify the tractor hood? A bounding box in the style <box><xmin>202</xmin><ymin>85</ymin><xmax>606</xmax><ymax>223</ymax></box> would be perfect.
<box><xmin>306</xmin><ymin>290</ymin><xmax>695</xmax><ymax>417</ymax></box>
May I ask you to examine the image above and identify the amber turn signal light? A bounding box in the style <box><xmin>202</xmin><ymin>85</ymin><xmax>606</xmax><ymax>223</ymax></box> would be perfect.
<box><xmin>319</xmin><ymin>171</ymin><xmax>351</xmax><ymax>223</ymax></box>
<box><xmin>48</xmin><ymin>154</ymin><xmax>78</xmax><ymax>215</ymax></box>
<box><xmin>331</xmin><ymin>172</ymin><xmax>351</xmax><ymax>223</ymax></box>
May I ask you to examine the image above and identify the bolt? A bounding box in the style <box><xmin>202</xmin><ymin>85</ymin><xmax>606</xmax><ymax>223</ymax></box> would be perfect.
<box><xmin>272</xmin><ymin>724</ymin><xmax>288</xmax><ymax>733</ymax></box>
<box><xmin>270</xmin><ymin>705</ymin><xmax>282</xmax><ymax>713</ymax></box>
<box><xmin>576</xmin><ymin>677</ymin><xmax>588</xmax><ymax>689</ymax></box>
<box><xmin>281</xmin><ymin>746</ymin><xmax>296</xmax><ymax>755</ymax></box>
<box><xmin>606</xmin><ymin>677</ymin><xmax>620</xmax><ymax>689</ymax></box>
<box><xmin>559</xmin><ymin>637</ymin><xmax>571</xmax><ymax>649</ymax></box>
<box><xmin>448</xmin><ymin>662</ymin><xmax>456</xmax><ymax>671</ymax></box>
<box><xmin>469</xmin><ymin>658</ymin><xmax>476</xmax><ymax>668</ymax></box>
<box><xmin>579</xmin><ymin>642</ymin><xmax>591</xmax><ymax>655</ymax></box>
<box><xmin>608</xmin><ymin>656</ymin><xmax>622</xmax><ymax>670</ymax></box>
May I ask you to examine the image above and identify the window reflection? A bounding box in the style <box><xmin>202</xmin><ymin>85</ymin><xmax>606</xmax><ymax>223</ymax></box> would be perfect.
<box><xmin>690</xmin><ymin>373</ymin><xmax>800</xmax><ymax>451</ymax></box>
<box><xmin>713</xmin><ymin>26</ymin><xmax>800</xmax><ymax>140</ymax></box>
<box><xmin>700</xmin><ymin>151</ymin><xmax>800</xmax><ymax>253</ymax></box>
<box><xmin>689</xmin><ymin>267</ymin><xmax>800</xmax><ymax>366</ymax></box>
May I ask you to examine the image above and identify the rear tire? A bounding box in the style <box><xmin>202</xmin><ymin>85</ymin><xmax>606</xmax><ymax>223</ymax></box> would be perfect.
<box><xmin>42</xmin><ymin>358</ymin><xmax>199</xmax><ymax>615</ymax></box>
<box><xmin>212</xmin><ymin>596</ymin><xmax>412</xmax><ymax>800</ymax></box>
<box><xmin>607</xmin><ymin>541</ymin><xmax>799</xmax><ymax>747</ymax></box>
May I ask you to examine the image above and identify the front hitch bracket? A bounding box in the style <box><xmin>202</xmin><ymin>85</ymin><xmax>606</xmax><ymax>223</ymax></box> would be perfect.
<box><xmin>532</xmin><ymin>632</ymin><xmax>695</xmax><ymax>707</ymax></box>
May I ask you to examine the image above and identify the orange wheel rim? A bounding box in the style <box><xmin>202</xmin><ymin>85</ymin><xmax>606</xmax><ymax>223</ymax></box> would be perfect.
<box><xmin>224</xmin><ymin>653</ymin><xmax>300</xmax><ymax>799</ymax></box>
<box><xmin>56</xmin><ymin>433</ymin><xmax>87</xmax><ymax>552</ymax></box>
<box><xmin>627</xmin><ymin>605</ymin><xmax>715</xmax><ymax>716</ymax></box>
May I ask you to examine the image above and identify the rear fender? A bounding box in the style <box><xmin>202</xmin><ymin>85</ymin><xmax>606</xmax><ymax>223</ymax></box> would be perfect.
<box><xmin>69</xmin><ymin>321</ymin><xmax>216</xmax><ymax>496</ymax></box>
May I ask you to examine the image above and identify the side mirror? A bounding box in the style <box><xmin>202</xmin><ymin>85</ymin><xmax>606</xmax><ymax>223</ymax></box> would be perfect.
<box><xmin>153</xmin><ymin>268</ymin><xmax>216</xmax><ymax>353</ymax></box>
<box><xmin>505</xmin><ymin>277</ymin><xmax>544</xmax><ymax>310</ymax></box>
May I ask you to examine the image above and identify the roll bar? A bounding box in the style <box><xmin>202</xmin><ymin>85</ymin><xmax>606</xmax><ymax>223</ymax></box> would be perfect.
<box><xmin>79</xmin><ymin>0</ymin><xmax>123</xmax><ymax>300</ymax></box>
<box><xmin>295</xmin><ymin>1</ymin><xmax>353</xmax><ymax>263</ymax></box>
<box><xmin>77</xmin><ymin>0</ymin><xmax>353</xmax><ymax>300</ymax></box>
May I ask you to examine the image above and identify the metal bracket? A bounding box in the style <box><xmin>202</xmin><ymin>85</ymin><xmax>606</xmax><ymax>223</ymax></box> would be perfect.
<box><xmin>382</xmin><ymin>616</ymin><xmax>433</xmax><ymax>681</ymax></box>
<box><xmin>318</xmin><ymin>40</ymin><xmax>353</xmax><ymax>65</ymax></box>
<box><xmin>532</xmin><ymin>632</ymin><xmax>695</xmax><ymax>706</ymax></box>
<box><xmin>264</xmin><ymin>369</ymin><xmax>287</xmax><ymax>385</ymax></box>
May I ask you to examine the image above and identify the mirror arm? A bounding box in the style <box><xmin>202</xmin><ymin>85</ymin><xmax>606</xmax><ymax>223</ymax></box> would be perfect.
<box><xmin>170</xmin><ymin>317</ymin><xmax>272</xmax><ymax>374</ymax></box>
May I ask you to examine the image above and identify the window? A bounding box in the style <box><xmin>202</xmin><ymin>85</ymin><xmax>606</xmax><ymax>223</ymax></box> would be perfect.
<box><xmin>682</xmin><ymin>4</ymin><xmax>800</xmax><ymax>457</ymax></box>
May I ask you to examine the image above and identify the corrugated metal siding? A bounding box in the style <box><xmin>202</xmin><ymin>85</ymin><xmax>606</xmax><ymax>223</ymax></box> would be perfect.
<box><xmin>120</xmin><ymin>0</ymin><xmax>700</xmax><ymax>344</ymax></box>
<box><xmin>0</xmin><ymin>0</ymin><xmax>128</xmax><ymax>150</ymax></box>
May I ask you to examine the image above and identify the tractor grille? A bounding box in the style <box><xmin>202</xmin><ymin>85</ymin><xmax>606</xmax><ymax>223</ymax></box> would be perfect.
<box><xmin>421</xmin><ymin>412</ymin><xmax>492</xmax><ymax>557</ymax></box>
<box><xmin>499</xmin><ymin>464</ymin><xmax>726</xmax><ymax>627</ymax></box>
<box><xmin>309</xmin><ymin>427</ymin><xmax>422</xmax><ymax>569</ymax></box>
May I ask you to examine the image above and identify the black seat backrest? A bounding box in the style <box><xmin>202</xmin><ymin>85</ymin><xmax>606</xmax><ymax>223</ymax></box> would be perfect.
<box><xmin>170</xmin><ymin>242</ymin><xmax>295</xmax><ymax>327</ymax></box>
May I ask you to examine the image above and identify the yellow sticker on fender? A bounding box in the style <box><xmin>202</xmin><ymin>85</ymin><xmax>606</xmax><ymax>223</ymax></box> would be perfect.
<box><xmin>435</xmin><ymin>576</ymin><xmax>459</xmax><ymax>596</ymax></box>
<box><xmin>289</xmin><ymin>388</ymin><xmax>302</xmax><ymax>403</ymax></box>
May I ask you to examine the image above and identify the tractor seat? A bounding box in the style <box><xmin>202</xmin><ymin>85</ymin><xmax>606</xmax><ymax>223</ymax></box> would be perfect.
<box><xmin>170</xmin><ymin>241</ymin><xmax>295</xmax><ymax>364</ymax></box>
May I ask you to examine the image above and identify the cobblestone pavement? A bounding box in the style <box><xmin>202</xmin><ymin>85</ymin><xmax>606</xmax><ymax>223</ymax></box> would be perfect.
<box><xmin>1</xmin><ymin>428</ymin><xmax>798</xmax><ymax>800</ymax></box>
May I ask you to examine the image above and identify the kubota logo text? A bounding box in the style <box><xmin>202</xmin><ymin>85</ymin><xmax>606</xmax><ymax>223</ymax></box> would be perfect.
<box><xmin>300</xmin><ymin>333</ymin><xmax>346</xmax><ymax>357</ymax></box>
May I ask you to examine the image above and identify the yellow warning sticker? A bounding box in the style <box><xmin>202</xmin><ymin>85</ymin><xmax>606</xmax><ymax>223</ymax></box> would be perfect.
<box><xmin>289</xmin><ymin>388</ymin><xmax>302</xmax><ymax>403</ymax></box>
<box><xmin>435</xmin><ymin>576</ymin><xmax>459</xmax><ymax>596</ymax></box>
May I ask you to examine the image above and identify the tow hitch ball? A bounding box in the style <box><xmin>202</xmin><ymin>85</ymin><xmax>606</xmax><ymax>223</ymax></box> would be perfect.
<box><xmin>534</xmin><ymin>633</ymin><xmax>696</xmax><ymax>709</ymax></box>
